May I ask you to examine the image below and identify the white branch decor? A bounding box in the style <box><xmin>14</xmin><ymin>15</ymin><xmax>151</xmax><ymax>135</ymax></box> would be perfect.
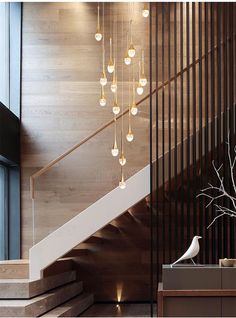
<box><xmin>198</xmin><ymin>134</ymin><xmax>236</xmax><ymax>229</ymax></box>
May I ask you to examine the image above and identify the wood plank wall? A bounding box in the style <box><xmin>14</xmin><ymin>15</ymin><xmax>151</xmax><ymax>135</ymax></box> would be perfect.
<box><xmin>21</xmin><ymin>2</ymin><xmax>150</xmax><ymax>257</ymax></box>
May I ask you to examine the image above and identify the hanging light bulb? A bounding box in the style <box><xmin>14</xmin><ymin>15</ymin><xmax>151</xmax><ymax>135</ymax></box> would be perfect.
<box><xmin>112</xmin><ymin>99</ymin><xmax>120</xmax><ymax>115</ymax></box>
<box><xmin>124</xmin><ymin>32</ymin><xmax>131</xmax><ymax>65</ymax></box>
<box><xmin>119</xmin><ymin>171</ymin><xmax>126</xmax><ymax>189</ymax></box>
<box><xmin>113</xmin><ymin>105</ymin><xmax>120</xmax><ymax>115</ymax></box>
<box><xmin>111</xmin><ymin>82</ymin><xmax>117</xmax><ymax>93</ymax></box>
<box><xmin>137</xmin><ymin>84</ymin><xmax>144</xmax><ymax>95</ymax></box>
<box><xmin>140</xmin><ymin>49</ymin><xmax>147</xmax><ymax>87</ymax></box>
<box><xmin>99</xmin><ymin>86</ymin><xmax>106</xmax><ymax>107</ymax></box>
<box><xmin>139</xmin><ymin>75</ymin><xmax>147</xmax><ymax>87</ymax></box>
<box><xmin>108</xmin><ymin>62</ymin><xmax>115</xmax><ymax>73</ymax></box>
<box><xmin>126</xmin><ymin>128</ymin><xmax>134</xmax><ymax>142</ymax></box>
<box><xmin>107</xmin><ymin>37</ymin><xmax>115</xmax><ymax>73</ymax></box>
<box><xmin>95</xmin><ymin>4</ymin><xmax>102</xmax><ymax>41</ymax></box>
<box><xmin>128</xmin><ymin>44</ymin><xmax>136</xmax><ymax>58</ymax></box>
<box><xmin>131</xmin><ymin>69</ymin><xmax>138</xmax><ymax>115</ymax></box>
<box><xmin>119</xmin><ymin>152</ymin><xmax>126</xmax><ymax>166</ymax></box>
<box><xmin>128</xmin><ymin>20</ymin><xmax>136</xmax><ymax>58</ymax></box>
<box><xmin>142</xmin><ymin>3</ymin><xmax>149</xmax><ymax>18</ymax></box>
<box><xmin>111</xmin><ymin>60</ymin><xmax>117</xmax><ymax>93</ymax></box>
<box><xmin>111</xmin><ymin>141</ymin><xmax>119</xmax><ymax>157</ymax></box>
<box><xmin>127</xmin><ymin>68</ymin><xmax>134</xmax><ymax>142</ymax></box>
<box><xmin>100</xmin><ymin>3</ymin><xmax>107</xmax><ymax>86</ymax></box>
<box><xmin>124</xmin><ymin>54</ymin><xmax>132</xmax><ymax>65</ymax></box>
<box><xmin>137</xmin><ymin>61</ymin><xmax>144</xmax><ymax>95</ymax></box>
<box><xmin>100</xmin><ymin>71</ymin><xmax>107</xmax><ymax>86</ymax></box>
<box><xmin>131</xmin><ymin>103</ymin><xmax>138</xmax><ymax>116</ymax></box>
<box><xmin>111</xmin><ymin>116</ymin><xmax>119</xmax><ymax>156</ymax></box>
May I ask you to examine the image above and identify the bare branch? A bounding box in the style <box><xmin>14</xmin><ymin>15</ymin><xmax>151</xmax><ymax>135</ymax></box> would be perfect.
<box><xmin>207</xmin><ymin>212</ymin><xmax>226</xmax><ymax>229</ymax></box>
<box><xmin>198</xmin><ymin>135</ymin><xmax>236</xmax><ymax>229</ymax></box>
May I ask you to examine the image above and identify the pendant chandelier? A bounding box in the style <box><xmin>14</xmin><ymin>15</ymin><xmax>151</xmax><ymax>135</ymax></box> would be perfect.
<box><xmin>94</xmin><ymin>2</ymin><xmax>149</xmax><ymax>189</ymax></box>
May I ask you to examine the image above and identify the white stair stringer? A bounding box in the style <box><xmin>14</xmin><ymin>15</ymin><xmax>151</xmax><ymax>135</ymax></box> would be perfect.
<box><xmin>29</xmin><ymin>165</ymin><xmax>150</xmax><ymax>281</ymax></box>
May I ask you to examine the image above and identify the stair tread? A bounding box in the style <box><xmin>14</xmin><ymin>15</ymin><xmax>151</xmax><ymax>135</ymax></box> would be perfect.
<box><xmin>0</xmin><ymin>259</ymin><xmax>29</xmax><ymax>265</ymax></box>
<box><xmin>0</xmin><ymin>281</ymin><xmax>83</xmax><ymax>317</ymax></box>
<box><xmin>0</xmin><ymin>270</ymin><xmax>77</xmax><ymax>299</ymax></box>
<box><xmin>0</xmin><ymin>281</ymin><xmax>82</xmax><ymax>305</ymax></box>
<box><xmin>42</xmin><ymin>292</ymin><xmax>94</xmax><ymax>317</ymax></box>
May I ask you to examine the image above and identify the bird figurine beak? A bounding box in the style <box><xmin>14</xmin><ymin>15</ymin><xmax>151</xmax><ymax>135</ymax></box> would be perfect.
<box><xmin>197</xmin><ymin>236</ymin><xmax>202</xmax><ymax>239</ymax></box>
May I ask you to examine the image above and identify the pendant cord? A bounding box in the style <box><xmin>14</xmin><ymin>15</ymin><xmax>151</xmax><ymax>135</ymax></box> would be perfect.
<box><xmin>129</xmin><ymin>62</ymin><xmax>131</xmax><ymax>131</ymax></box>
<box><xmin>97</xmin><ymin>3</ymin><xmax>100</xmax><ymax>30</ymax></box>
<box><xmin>121</xmin><ymin>14</ymin><xmax>124</xmax><ymax>153</ymax></box>
<box><xmin>102</xmin><ymin>2</ymin><xmax>105</xmax><ymax>72</ymax></box>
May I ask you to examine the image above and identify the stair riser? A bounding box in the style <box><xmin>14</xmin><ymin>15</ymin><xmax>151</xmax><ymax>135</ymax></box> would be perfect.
<box><xmin>0</xmin><ymin>282</ymin><xmax>83</xmax><ymax>317</ymax></box>
<box><xmin>0</xmin><ymin>271</ymin><xmax>76</xmax><ymax>299</ymax></box>
<box><xmin>42</xmin><ymin>294</ymin><xmax>94</xmax><ymax>317</ymax></box>
<box><xmin>0</xmin><ymin>264</ymin><xmax>28</xmax><ymax>279</ymax></box>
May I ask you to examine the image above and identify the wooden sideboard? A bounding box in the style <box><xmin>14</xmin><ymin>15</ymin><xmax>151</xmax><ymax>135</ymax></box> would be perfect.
<box><xmin>158</xmin><ymin>265</ymin><xmax>236</xmax><ymax>317</ymax></box>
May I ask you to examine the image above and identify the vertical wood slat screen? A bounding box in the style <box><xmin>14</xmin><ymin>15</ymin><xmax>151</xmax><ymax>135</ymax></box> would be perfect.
<box><xmin>150</xmin><ymin>2</ymin><xmax>236</xmax><ymax>287</ymax></box>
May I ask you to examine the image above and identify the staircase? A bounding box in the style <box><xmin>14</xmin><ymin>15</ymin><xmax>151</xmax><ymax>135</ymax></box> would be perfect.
<box><xmin>29</xmin><ymin>165</ymin><xmax>150</xmax><ymax>281</ymax></box>
<box><xmin>28</xmin><ymin>109</ymin><xmax>222</xmax><ymax>282</ymax></box>
<box><xmin>0</xmin><ymin>259</ymin><xmax>93</xmax><ymax>317</ymax></box>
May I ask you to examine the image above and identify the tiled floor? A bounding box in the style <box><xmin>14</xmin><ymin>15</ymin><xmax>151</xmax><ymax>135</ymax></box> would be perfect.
<box><xmin>80</xmin><ymin>303</ymin><xmax>156</xmax><ymax>317</ymax></box>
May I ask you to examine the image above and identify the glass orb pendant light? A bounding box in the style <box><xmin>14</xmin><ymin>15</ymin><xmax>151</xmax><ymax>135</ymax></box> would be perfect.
<box><xmin>107</xmin><ymin>38</ymin><xmax>115</xmax><ymax>73</ymax></box>
<box><xmin>139</xmin><ymin>75</ymin><xmax>147</xmax><ymax>87</ymax></box>
<box><xmin>111</xmin><ymin>141</ymin><xmax>119</xmax><ymax>157</ymax></box>
<box><xmin>124</xmin><ymin>33</ymin><xmax>131</xmax><ymax>65</ymax></box>
<box><xmin>124</xmin><ymin>54</ymin><xmax>132</xmax><ymax>65</ymax></box>
<box><xmin>111</xmin><ymin>82</ymin><xmax>117</xmax><ymax>93</ymax></box>
<box><xmin>113</xmin><ymin>105</ymin><xmax>120</xmax><ymax>115</ymax></box>
<box><xmin>126</xmin><ymin>127</ymin><xmax>134</xmax><ymax>142</ymax></box>
<box><xmin>137</xmin><ymin>84</ymin><xmax>144</xmax><ymax>95</ymax></box>
<box><xmin>100</xmin><ymin>71</ymin><xmax>107</xmax><ymax>86</ymax></box>
<box><xmin>128</xmin><ymin>20</ymin><xmax>136</xmax><ymax>58</ymax></box>
<box><xmin>95</xmin><ymin>4</ymin><xmax>102</xmax><ymax>41</ymax></box>
<box><xmin>119</xmin><ymin>171</ymin><xmax>126</xmax><ymax>189</ymax></box>
<box><xmin>137</xmin><ymin>61</ymin><xmax>144</xmax><ymax>95</ymax></box>
<box><xmin>128</xmin><ymin>44</ymin><xmax>136</xmax><ymax>58</ymax></box>
<box><xmin>111</xmin><ymin>60</ymin><xmax>117</xmax><ymax>93</ymax></box>
<box><xmin>99</xmin><ymin>86</ymin><xmax>106</xmax><ymax>107</ymax></box>
<box><xmin>119</xmin><ymin>152</ymin><xmax>126</xmax><ymax>166</ymax></box>
<box><xmin>100</xmin><ymin>5</ymin><xmax>107</xmax><ymax>87</ymax></box>
<box><xmin>131</xmin><ymin>74</ymin><xmax>138</xmax><ymax>116</ymax></box>
<box><xmin>127</xmin><ymin>67</ymin><xmax>134</xmax><ymax>142</ymax></box>
<box><xmin>112</xmin><ymin>97</ymin><xmax>120</xmax><ymax>115</ymax></box>
<box><xmin>142</xmin><ymin>3</ymin><xmax>149</xmax><ymax>18</ymax></box>
<box><xmin>111</xmin><ymin>116</ymin><xmax>119</xmax><ymax>157</ymax></box>
<box><xmin>131</xmin><ymin>102</ymin><xmax>138</xmax><ymax>116</ymax></box>
<box><xmin>139</xmin><ymin>50</ymin><xmax>147</xmax><ymax>87</ymax></box>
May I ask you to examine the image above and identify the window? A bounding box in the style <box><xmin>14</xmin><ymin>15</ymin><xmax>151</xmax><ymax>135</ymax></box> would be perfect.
<box><xmin>0</xmin><ymin>3</ymin><xmax>21</xmax><ymax>117</ymax></box>
<box><xmin>0</xmin><ymin>165</ymin><xmax>8</xmax><ymax>260</ymax></box>
<box><xmin>0</xmin><ymin>3</ymin><xmax>10</xmax><ymax>108</ymax></box>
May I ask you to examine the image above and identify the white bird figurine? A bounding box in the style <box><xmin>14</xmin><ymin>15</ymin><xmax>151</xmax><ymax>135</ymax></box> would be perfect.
<box><xmin>171</xmin><ymin>236</ymin><xmax>202</xmax><ymax>267</ymax></box>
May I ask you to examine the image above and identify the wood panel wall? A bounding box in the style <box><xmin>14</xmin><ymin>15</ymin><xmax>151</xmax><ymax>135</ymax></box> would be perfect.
<box><xmin>21</xmin><ymin>2</ymin><xmax>150</xmax><ymax>257</ymax></box>
<box><xmin>21</xmin><ymin>2</ymin><xmax>205</xmax><ymax>302</ymax></box>
<box><xmin>21</xmin><ymin>2</ymin><xmax>153</xmax><ymax>302</ymax></box>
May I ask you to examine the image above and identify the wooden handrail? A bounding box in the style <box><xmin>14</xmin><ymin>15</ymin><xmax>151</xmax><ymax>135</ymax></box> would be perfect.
<box><xmin>30</xmin><ymin>34</ymin><xmax>233</xmax><ymax>200</ymax></box>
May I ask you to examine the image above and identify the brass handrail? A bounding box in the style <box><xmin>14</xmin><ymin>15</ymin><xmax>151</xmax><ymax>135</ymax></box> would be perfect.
<box><xmin>30</xmin><ymin>35</ymin><xmax>233</xmax><ymax>200</ymax></box>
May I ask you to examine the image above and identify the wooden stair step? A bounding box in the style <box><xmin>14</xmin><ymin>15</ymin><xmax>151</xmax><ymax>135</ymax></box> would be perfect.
<box><xmin>85</xmin><ymin>236</ymin><xmax>104</xmax><ymax>244</ymax></box>
<box><xmin>0</xmin><ymin>281</ymin><xmax>83</xmax><ymax>317</ymax></box>
<box><xmin>43</xmin><ymin>258</ymin><xmax>74</xmax><ymax>277</ymax></box>
<box><xmin>0</xmin><ymin>270</ymin><xmax>76</xmax><ymax>299</ymax></box>
<box><xmin>73</xmin><ymin>236</ymin><xmax>105</xmax><ymax>251</ymax></box>
<box><xmin>41</xmin><ymin>293</ymin><xmax>94</xmax><ymax>317</ymax></box>
<box><xmin>64</xmin><ymin>249</ymin><xmax>90</xmax><ymax>258</ymax></box>
<box><xmin>0</xmin><ymin>260</ymin><xmax>29</xmax><ymax>279</ymax></box>
<box><xmin>102</xmin><ymin>223</ymin><xmax>119</xmax><ymax>233</ymax></box>
<box><xmin>115</xmin><ymin>211</ymin><xmax>136</xmax><ymax>224</ymax></box>
<box><xmin>0</xmin><ymin>258</ymin><xmax>74</xmax><ymax>280</ymax></box>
